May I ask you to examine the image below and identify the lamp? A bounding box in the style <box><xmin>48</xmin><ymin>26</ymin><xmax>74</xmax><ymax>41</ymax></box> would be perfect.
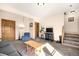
<box><xmin>18</xmin><ymin>16</ymin><xmax>25</xmax><ymax>40</ymax></box>
<box><xmin>18</xmin><ymin>24</ymin><xmax>25</xmax><ymax>40</ymax></box>
<box><xmin>18</xmin><ymin>24</ymin><xmax>25</xmax><ymax>29</ymax></box>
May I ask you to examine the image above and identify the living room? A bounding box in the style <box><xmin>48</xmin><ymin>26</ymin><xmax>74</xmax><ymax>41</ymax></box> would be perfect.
<box><xmin>0</xmin><ymin>3</ymin><xmax>79</xmax><ymax>56</ymax></box>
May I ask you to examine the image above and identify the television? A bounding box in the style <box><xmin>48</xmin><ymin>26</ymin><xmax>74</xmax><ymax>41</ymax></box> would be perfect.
<box><xmin>46</xmin><ymin>28</ymin><xmax>53</xmax><ymax>32</ymax></box>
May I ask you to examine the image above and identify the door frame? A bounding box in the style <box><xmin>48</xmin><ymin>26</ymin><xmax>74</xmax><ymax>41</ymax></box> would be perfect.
<box><xmin>35</xmin><ymin>22</ymin><xmax>40</xmax><ymax>38</ymax></box>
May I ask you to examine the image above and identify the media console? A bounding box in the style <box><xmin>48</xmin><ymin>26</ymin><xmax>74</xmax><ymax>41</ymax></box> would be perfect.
<box><xmin>45</xmin><ymin>32</ymin><xmax>54</xmax><ymax>41</ymax></box>
<box><xmin>45</xmin><ymin>28</ymin><xmax>54</xmax><ymax>41</ymax></box>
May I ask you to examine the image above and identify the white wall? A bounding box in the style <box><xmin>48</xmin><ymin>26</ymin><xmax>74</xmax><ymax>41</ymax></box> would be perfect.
<box><xmin>64</xmin><ymin>12</ymin><xmax>79</xmax><ymax>34</ymax></box>
<box><xmin>32</xmin><ymin>17</ymin><xmax>40</xmax><ymax>39</ymax></box>
<box><xmin>0</xmin><ymin>10</ymin><xmax>34</xmax><ymax>39</ymax></box>
<box><xmin>40</xmin><ymin>13</ymin><xmax>64</xmax><ymax>41</ymax></box>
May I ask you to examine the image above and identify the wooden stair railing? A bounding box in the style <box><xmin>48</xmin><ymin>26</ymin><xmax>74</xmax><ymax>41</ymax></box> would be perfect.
<box><xmin>61</xmin><ymin>26</ymin><xmax>64</xmax><ymax>45</ymax></box>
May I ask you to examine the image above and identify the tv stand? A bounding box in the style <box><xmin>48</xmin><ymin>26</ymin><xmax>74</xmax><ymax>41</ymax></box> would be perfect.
<box><xmin>45</xmin><ymin>32</ymin><xmax>54</xmax><ymax>41</ymax></box>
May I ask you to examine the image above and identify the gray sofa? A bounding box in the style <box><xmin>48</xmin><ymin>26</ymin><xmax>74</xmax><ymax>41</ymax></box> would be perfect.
<box><xmin>0</xmin><ymin>40</ymin><xmax>27</xmax><ymax>56</ymax></box>
<box><xmin>0</xmin><ymin>53</ymin><xmax>8</xmax><ymax>56</ymax></box>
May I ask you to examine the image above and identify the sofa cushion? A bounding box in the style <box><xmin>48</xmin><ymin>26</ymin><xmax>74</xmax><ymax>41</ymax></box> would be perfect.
<box><xmin>0</xmin><ymin>53</ymin><xmax>8</xmax><ymax>56</ymax></box>
<box><xmin>0</xmin><ymin>41</ymin><xmax>20</xmax><ymax>56</ymax></box>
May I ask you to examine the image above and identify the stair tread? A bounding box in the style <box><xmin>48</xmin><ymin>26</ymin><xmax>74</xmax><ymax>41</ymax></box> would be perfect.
<box><xmin>64</xmin><ymin>38</ymin><xmax>79</xmax><ymax>41</ymax></box>
<box><xmin>64</xmin><ymin>36</ymin><xmax>79</xmax><ymax>38</ymax></box>
<box><xmin>64</xmin><ymin>38</ymin><xmax>79</xmax><ymax>42</ymax></box>
<box><xmin>64</xmin><ymin>37</ymin><xmax>79</xmax><ymax>39</ymax></box>
<box><xmin>64</xmin><ymin>39</ymin><xmax>79</xmax><ymax>42</ymax></box>
<box><xmin>63</xmin><ymin>43</ymin><xmax>79</xmax><ymax>49</ymax></box>
<box><xmin>64</xmin><ymin>34</ymin><xmax>79</xmax><ymax>49</ymax></box>
<box><xmin>64</xmin><ymin>40</ymin><xmax>79</xmax><ymax>45</ymax></box>
<box><xmin>65</xmin><ymin>34</ymin><xmax>79</xmax><ymax>36</ymax></box>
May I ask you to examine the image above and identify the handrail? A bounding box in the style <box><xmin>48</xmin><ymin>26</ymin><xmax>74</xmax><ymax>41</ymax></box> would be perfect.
<box><xmin>61</xmin><ymin>26</ymin><xmax>64</xmax><ymax>45</ymax></box>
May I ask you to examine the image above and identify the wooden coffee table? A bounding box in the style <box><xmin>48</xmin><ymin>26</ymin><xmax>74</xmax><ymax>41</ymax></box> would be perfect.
<box><xmin>24</xmin><ymin>40</ymin><xmax>42</xmax><ymax>48</ymax></box>
<box><xmin>24</xmin><ymin>40</ymin><xmax>43</xmax><ymax>56</ymax></box>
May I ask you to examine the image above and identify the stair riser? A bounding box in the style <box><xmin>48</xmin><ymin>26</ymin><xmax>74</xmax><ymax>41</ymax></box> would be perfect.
<box><xmin>64</xmin><ymin>39</ymin><xmax>79</xmax><ymax>44</ymax></box>
<box><xmin>64</xmin><ymin>38</ymin><xmax>79</xmax><ymax>42</ymax></box>
<box><xmin>64</xmin><ymin>36</ymin><xmax>79</xmax><ymax>38</ymax></box>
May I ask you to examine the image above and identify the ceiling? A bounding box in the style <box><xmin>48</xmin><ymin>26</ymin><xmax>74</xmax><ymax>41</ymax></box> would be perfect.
<box><xmin>0</xmin><ymin>3</ymin><xmax>79</xmax><ymax>19</ymax></box>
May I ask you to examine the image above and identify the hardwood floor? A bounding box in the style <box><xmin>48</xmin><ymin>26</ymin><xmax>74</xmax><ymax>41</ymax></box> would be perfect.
<box><xmin>34</xmin><ymin>38</ymin><xmax>79</xmax><ymax>56</ymax></box>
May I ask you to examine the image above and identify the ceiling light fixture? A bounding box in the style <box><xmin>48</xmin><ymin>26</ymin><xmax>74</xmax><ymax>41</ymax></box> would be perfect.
<box><xmin>69</xmin><ymin>5</ymin><xmax>75</xmax><ymax>13</ymax></box>
<box><xmin>64</xmin><ymin>5</ymin><xmax>76</xmax><ymax>15</ymax></box>
<box><xmin>37</xmin><ymin>3</ymin><xmax>45</xmax><ymax>6</ymax></box>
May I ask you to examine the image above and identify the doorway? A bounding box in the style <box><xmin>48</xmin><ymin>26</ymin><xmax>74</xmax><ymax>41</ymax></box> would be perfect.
<box><xmin>1</xmin><ymin>19</ymin><xmax>15</xmax><ymax>40</ymax></box>
<box><xmin>35</xmin><ymin>22</ymin><xmax>39</xmax><ymax>38</ymax></box>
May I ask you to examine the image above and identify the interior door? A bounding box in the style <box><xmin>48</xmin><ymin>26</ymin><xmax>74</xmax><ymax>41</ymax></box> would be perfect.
<box><xmin>1</xmin><ymin>19</ymin><xmax>15</xmax><ymax>40</ymax></box>
<box><xmin>35</xmin><ymin>22</ymin><xmax>39</xmax><ymax>38</ymax></box>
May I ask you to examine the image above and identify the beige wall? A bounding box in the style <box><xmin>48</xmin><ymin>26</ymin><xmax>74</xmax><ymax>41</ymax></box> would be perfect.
<box><xmin>0</xmin><ymin>10</ymin><xmax>34</xmax><ymax>40</ymax></box>
<box><xmin>40</xmin><ymin>13</ymin><xmax>64</xmax><ymax>41</ymax></box>
<box><xmin>64</xmin><ymin>12</ymin><xmax>79</xmax><ymax>34</ymax></box>
<box><xmin>33</xmin><ymin>17</ymin><xmax>41</xmax><ymax>39</ymax></box>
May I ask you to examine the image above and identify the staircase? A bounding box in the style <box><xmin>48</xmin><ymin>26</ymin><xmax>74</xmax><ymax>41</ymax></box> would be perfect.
<box><xmin>63</xmin><ymin>33</ymin><xmax>79</xmax><ymax>49</ymax></box>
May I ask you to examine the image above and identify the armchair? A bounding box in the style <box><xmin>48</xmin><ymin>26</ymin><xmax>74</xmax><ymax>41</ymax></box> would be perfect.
<box><xmin>21</xmin><ymin>32</ymin><xmax>31</xmax><ymax>41</ymax></box>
